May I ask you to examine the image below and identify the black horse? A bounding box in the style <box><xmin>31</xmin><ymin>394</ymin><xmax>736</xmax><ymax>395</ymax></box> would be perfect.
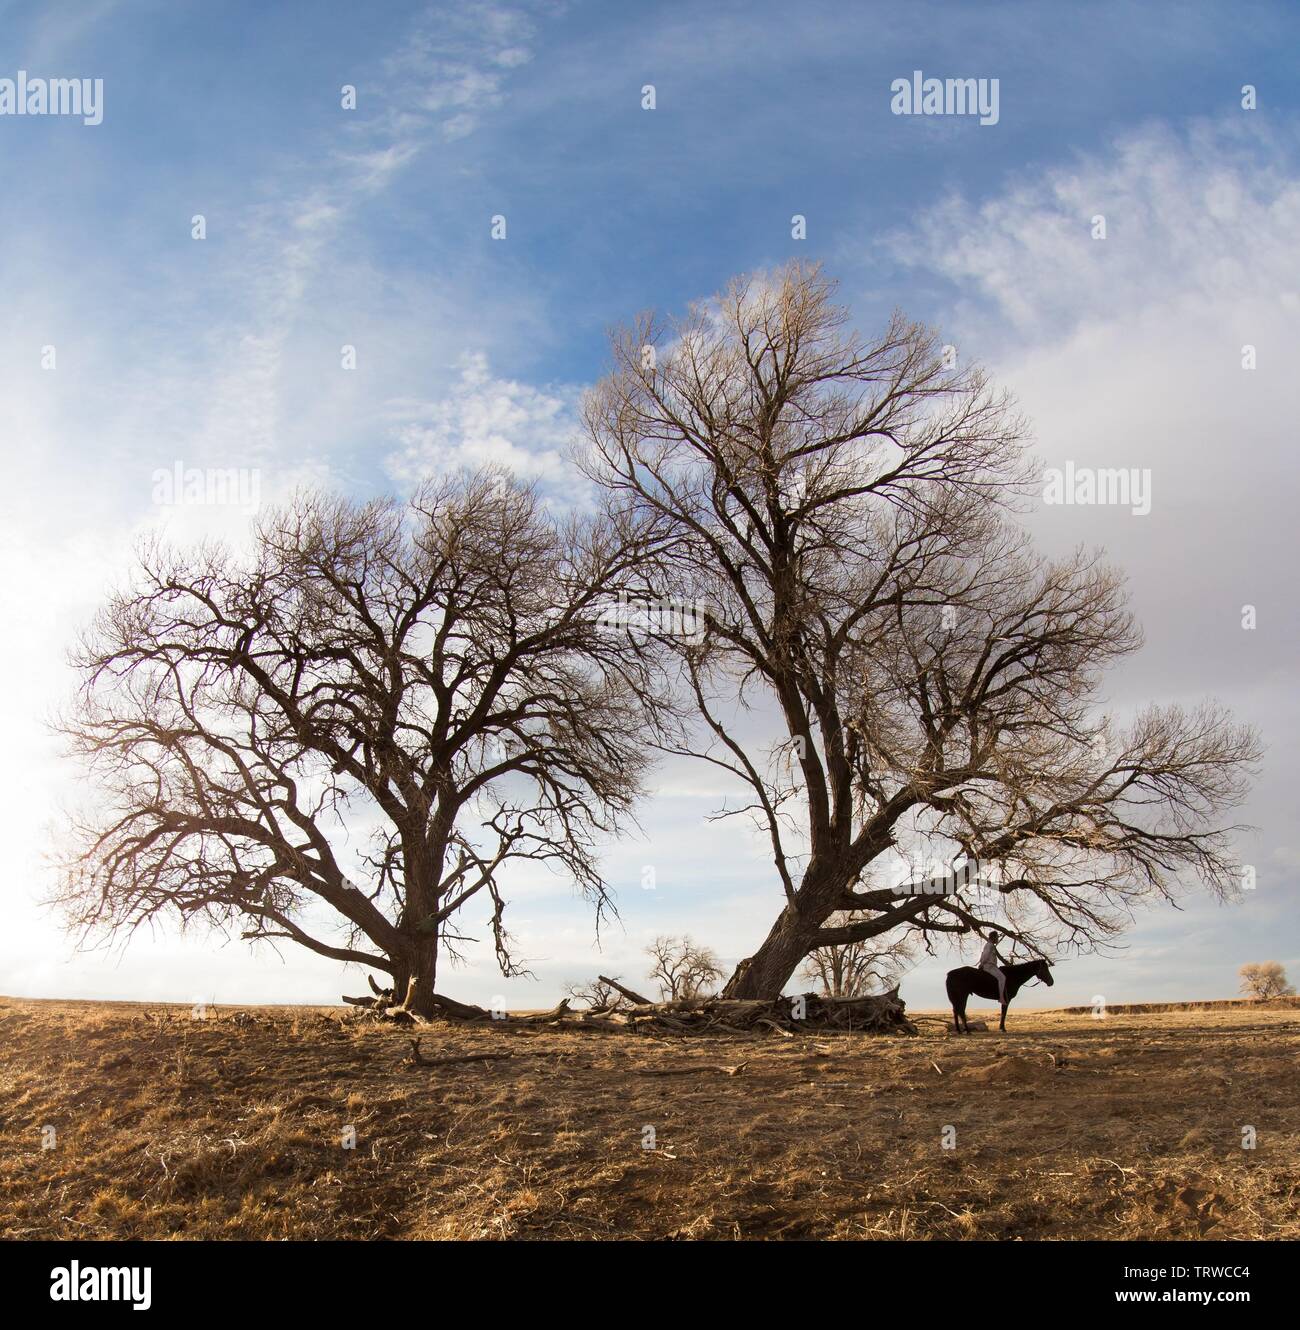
<box><xmin>946</xmin><ymin>958</ymin><xmax>1054</xmax><ymax>1033</ymax></box>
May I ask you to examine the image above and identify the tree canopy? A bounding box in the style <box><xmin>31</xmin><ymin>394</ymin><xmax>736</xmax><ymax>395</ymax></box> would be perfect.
<box><xmin>56</xmin><ymin>473</ymin><xmax>669</xmax><ymax>1017</ymax></box>
<box><xmin>580</xmin><ymin>262</ymin><xmax>1260</xmax><ymax>998</ymax></box>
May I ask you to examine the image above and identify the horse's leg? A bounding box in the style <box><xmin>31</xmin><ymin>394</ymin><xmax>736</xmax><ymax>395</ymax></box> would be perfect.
<box><xmin>999</xmin><ymin>1000</ymin><xmax>1007</xmax><ymax>1032</ymax></box>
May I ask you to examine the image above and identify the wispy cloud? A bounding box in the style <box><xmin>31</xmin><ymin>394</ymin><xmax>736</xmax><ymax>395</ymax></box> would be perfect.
<box><xmin>886</xmin><ymin>118</ymin><xmax>1300</xmax><ymax>342</ymax></box>
<box><xmin>374</xmin><ymin>2</ymin><xmax>538</xmax><ymax>144</ymax></box>
<box><xmin>385</xmin><ymin>352</ymin><xmax>579</xmax><ymax>484</ymax></box>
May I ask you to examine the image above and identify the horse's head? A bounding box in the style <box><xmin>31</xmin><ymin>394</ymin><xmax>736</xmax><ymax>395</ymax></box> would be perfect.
<box><xmin>1036</xmin><ymin>959</ymin><xmax>1055</xmax><ymax>987</ymax></box>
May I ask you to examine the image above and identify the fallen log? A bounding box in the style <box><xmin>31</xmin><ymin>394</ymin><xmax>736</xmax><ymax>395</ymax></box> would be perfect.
<box><xmin>405</xmin><ymin>1040</ymin><xmax>513</xmax><ymax>1068</ymax></box>
<box><xmin>378</xmin><ymin>1007</ymin><xmax>425</xmax><ymax>1025</ymax></box>
<box><xmin>352</xmin><ymin>986</ymin><xmax>911</xmax><ymax>1036</ymax></box>
<box><xmin>557</xmin><ymin>988</ymin><xmax>911</xmax><ymax>1037</ymax></box>
<box><xmin>402</xmin><ymin>1039</ymin><xmax>590</xmax><ymax>1068</ymax></box>
<box><xmin>575</xmin><ymin>1015</ymin><xmax>631</xmax><ymax>1032</ymax></box>
<box><xmin>513</xmin><ymin>998</ymin><xmax>572</xmax><ymax>1024</ymax></box>
<box><xmin>345</xmin><ymin>975</ymin><xmax>396</xmax><ymax>1012</ymax></box>
<box><xmin>598</xmin><ymin>975</ymin><xmax>656</xmax><ymax>1006</ymax></box>
<box><xmin>634</xmin><ymin>1061</ymin><xmax>750</xmax><ymax>1077</ymax></box>
<box><xmin>427</xmin><ymin>992</ymin><xmax>492</xmax><ymax>1020</ymax></box>
<box><xmin>345</xmin><ymin>990</ymin><xmax>490</xmax><ymax>1022</ymax></box>
<box><xmin>754</xmin><ymin>1017</ymin><xmax>795</xmax><ymax>1038</ymax></box>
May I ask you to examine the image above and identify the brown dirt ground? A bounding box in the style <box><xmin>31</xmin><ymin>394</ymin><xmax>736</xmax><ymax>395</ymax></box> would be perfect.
<box><xmin>0</xmin><ymin>995</ymin><xmax>1295</xmax><ymax>1240</ymax></box>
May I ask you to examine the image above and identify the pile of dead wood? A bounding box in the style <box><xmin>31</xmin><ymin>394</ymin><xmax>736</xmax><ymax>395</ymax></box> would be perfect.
<box><xmin>343</xmin><ymin>973</ymin><xmax>912</xmax><ymax>1035</ymax></box>
<box><xmin>342</xmin><ymin>976</ymin><xmax>502</xmax><ymax>1024</ymax></box>
<box><xmin>569</xmin><ymin>976</ymin><xmax>913</xmax><ymax>1036</ymax></box>
<box><xmin>343</xmin><ymin>976</ymin><xmax>574</xmax><ymax>1026</ymax></box>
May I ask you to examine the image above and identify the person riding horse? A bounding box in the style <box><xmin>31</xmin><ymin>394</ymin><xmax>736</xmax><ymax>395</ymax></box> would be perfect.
<box><xmin>977</xmin><ymin>928</ymin><xmax>1008</xmax><ymax>1005</ymax></box>
<box><xmin>946</xmin><ymin>937</ymin><xmax>1055</xmax><ymax>1033</ymax></box>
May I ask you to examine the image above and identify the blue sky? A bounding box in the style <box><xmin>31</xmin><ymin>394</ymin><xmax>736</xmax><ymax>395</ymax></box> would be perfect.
<box><xmin>1</xmin><ymin>0</ymin><xmax>1297</xmax><ymax>1013</ymax></box>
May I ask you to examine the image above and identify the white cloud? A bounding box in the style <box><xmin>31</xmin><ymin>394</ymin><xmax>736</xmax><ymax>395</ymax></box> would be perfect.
<box><xmin>376</xmin><ymin>2</ymin><xmax>539</xmax><ymax>145</ymax></box>
<box><xmin>881</xmin><ymin>119</ymin><xmax>1300</xmax><ymax>705</ymax></box>
<box><xmin>888</xmin><ymin>118</ymin><xmax>1300</xmax><ymax>344</ymax></box>
<box><xmin>384</xmin><ymin>352</ymin><xmax>581</xmax><ymax>484</ymax></box>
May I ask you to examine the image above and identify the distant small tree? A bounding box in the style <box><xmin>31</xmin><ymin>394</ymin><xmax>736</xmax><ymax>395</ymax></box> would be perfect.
<box><xmin>799</xmin><ymin>912</ymin><xmax>914</xmax><ymax>997</ymax></box>
<box><xmin>1239</xmin><ymin>961</ymin><xmax>1294</xmax><ymax>1001</ymax></box>
<box><xmin>646</xmin><ymin>935</ymin><xmax>726</xmax><ymax>1001</ymax></box>
<box><xmin>563</xmin><ymin>976</ymin><xmax>623</xmax><ymax>1010</ymax></box>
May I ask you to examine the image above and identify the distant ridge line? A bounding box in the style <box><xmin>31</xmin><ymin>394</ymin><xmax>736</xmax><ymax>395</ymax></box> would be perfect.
<box><xmin>1057</xmin><ymin>997</ymin><xmax>1300</xmax><ymax>1015</ymax></box>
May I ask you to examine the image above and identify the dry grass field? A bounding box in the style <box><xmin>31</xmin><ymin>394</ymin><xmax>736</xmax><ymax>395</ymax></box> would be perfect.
<box><xmin>1</xmin><ymin>994</ymin><xmax>1296</xmax><ymax>1241</ymax></box>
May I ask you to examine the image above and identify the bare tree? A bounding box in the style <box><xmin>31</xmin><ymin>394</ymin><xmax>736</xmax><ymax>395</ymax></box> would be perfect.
<box><xmin>1239</xmin><ymin>962</ymin><xmax>1294</xmax><ymax>1001</ymax></box>
<box><xmin>55</xmin><ymin>472</ymin><xmax>669</xmax><ymax>1018</ymax></box>
<box><xmin>645</xmin><ymin>935</ymin><xmax>726</xmax><ymax>1001</ymax></box>
<box><xmin>582</xmin><ymin>261</ymin><xmax>1261</xmax><ymax>998</ymax></box>
<box><xmin>563</xmin><ymin>976</ymin><xmax>624</xmax><ymax>1010</ymax></box>
<box><xmin>799</xmin><ymin>911</ymin><xmax>914</xmax><ymax>997</ymax></box>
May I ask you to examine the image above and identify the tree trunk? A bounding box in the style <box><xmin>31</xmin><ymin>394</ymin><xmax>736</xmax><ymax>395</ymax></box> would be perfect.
<box><xmin>722</xmin><ymin>904</ymin><xmax>823</xmax><ymax>999</ymax></box>
<box><xmin>830</xmin><ymin>949</ymin><xmax>846</xmax><ymax>998</ymax></box>
<box><xmin>396</xmin><ymin>937</ymin><xmax>440</xmax><ymax>1018</ymax></box>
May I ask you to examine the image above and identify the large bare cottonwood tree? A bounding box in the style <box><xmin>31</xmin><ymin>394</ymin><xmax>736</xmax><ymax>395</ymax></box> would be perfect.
<box><xmin>55</xmin><ymin>473</ymin><xmax>667</xmax><ymax>1018</ymax></box>
<box><xmin>581</xmin><ymin>262</ymin><xmax>1260</xmax><ymax>999</ymax></box>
